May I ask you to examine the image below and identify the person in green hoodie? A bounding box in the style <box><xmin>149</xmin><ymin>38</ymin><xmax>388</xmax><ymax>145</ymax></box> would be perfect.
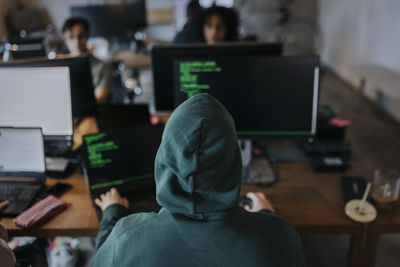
<box><xmin>92</xmin><ymin>94</ymin><xmax>305</xmax><ymax>267</ymax></box>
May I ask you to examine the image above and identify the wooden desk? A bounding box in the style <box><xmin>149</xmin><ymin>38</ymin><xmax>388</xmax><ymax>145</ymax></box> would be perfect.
<box><xmin>1</xmin><ymin>171</ymin><xmax>99</xmax><ymax>237</ymax></box>
<box><xmin>114</xmin><ymin>52</ymin><xmax>151</xmax><ymax>69</ymax></box>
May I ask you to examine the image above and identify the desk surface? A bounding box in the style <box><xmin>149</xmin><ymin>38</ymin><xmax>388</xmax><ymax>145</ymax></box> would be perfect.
<box><xmin>1</xmin><ymin>172</ymin><xmax>99</xmax><ymax>237</ymax></box>
<box><xmin>1</xmin><ymin>117</ymin><xmax>100</xmax><ymax>237</ymax></box>
<box><xmin>2</xmin><ymin>72</ymin><xmax>400</xmax><ymax>240</ymax></box>
<box><xmin>114</xmin><ymin>52</ymin><xmax>151</xmax><ymax>69</ymax></box>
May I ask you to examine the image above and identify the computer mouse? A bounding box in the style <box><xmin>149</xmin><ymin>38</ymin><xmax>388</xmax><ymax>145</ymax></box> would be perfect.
<box><xmin>239</xmin><ymin>196</ymin><xmax>252</xmax><ymax>209</ymax></box>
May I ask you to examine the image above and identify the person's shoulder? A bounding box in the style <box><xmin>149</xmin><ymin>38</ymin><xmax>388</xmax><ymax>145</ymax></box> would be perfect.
<box><xmin>113</xmin><ymin>211</ymin><xmax>160</xmax><ymax>236</ymax></box>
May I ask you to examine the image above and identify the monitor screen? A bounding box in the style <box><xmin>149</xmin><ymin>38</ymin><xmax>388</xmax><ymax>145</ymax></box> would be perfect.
<box><xmin>71</xmin><ymin>1</ymin><xmax>147</xmax><ymax>39</ymax></box>
<box><xmin>82</xmin><ymin>124</ymin><xmax>163</xmax><ymax>192</ymax></box>
<box><xmin>0</xmin><ymin>67</ymin><xmax>73</xmax><ymax>137</ymax></box>
<box><xmin>0</xmin><ymin>127</ymin><xmax>45</xmax><ymax>174</ymax></box>
<box><xmin>0</xmin><ymin>56</ymin><xmax>97</xmax><ymax>117</ymax></box>
<box><xmin>151</xmin><ymin>42</ymin><xmax>283</xmax><ymax>111</ymax></box>
<box><xmin>172</xmin><ymin>56</ymin><xmax>319</xmax><ymax>137</ymax></box>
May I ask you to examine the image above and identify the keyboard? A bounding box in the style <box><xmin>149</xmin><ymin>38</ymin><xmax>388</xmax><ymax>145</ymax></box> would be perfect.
<box><xmin>0</xmin><ymin>182</ymin><xmax>43</xmax><ymax>215</ymax></box>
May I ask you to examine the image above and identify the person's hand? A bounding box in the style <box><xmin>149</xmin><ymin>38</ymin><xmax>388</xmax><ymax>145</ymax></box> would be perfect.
<box><xmin>94</xmin><ymin>188</ymin><xmax>129</xmax><ymax>211</ymax></box>
<box><xmin>244</xmin><ymin>192</ymin><xmax>275</xmax><ymax>213</ymax></box>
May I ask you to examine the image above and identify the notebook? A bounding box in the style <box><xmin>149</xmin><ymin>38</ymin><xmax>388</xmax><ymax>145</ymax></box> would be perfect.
<box><xmin>81</xmin><ymin>124</ymin><xmax>164</xmax><ymax>219</ymax></box>
<box><xmin>0</xmin><ymin>127</ymin><xmax>46</xmax><ymax>216</ymax></box>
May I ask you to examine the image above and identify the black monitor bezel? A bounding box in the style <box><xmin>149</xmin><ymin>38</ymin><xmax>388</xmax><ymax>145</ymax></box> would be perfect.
<box><xmin>151</xmin><ymin>42</ymin><xmax>283</xmax><ymax>112</ymax></box>
<box><xmin>170</xmin><ymin>54</ymin><xmax>321</xmax><ymax>139</ymax></box>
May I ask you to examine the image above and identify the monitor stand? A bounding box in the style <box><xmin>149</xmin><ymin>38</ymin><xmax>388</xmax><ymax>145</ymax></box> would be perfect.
<box><xmin>239</xmin><ymin>139</ymin><xmax>278</xmax><ymax>186</ymax></box>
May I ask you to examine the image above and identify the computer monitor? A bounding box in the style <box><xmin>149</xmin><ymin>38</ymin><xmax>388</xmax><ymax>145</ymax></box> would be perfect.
<box><xmin>0</xmin><ymin>56</ymin><xmax>97</xmax><ymax>117</ymax></box>
<box><xmin>151</xmin><ymin>42</ymin><xmax>283</xmax><ymax>111</ymax></box>
<box><xmin>82</xmin><ymin>124</ymin><xmax>164</xmax><ymax>194</ymax></box>
<box><xmin>0</xmin><ymin>67</ymin><xmax>73</xmax><ymax>150</ymax></box>
<box><xmin>71</xmin><ymin>1</ymin><xmax>147</xmax><ymax>39</ymax></box>
<box><xmin>172</xmin><ymin>56</ymin><xmax>319</xmax><ymax>138</ymax></box>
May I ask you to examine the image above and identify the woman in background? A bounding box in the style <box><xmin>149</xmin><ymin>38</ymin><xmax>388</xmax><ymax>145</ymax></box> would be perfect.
<box><xmin>202</xmin><ymin>5</ymin><xmax>239</xmax><ymax>44</ymax></box>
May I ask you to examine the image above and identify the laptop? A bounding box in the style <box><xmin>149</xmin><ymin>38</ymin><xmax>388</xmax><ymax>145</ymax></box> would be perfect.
<box><xmin>0</xmin><ymin>127</ymin><xmax>46</xmax><ymax>216</ymax></box>
<box><xmin>0</xmin><ymin>67</ymin><xmax>73</xmax><ymax>157</ymax></box>
<box><xmin>81</xmin><ymin>124</ymin><xmax>164</xmax><ymax>220</ymax></box>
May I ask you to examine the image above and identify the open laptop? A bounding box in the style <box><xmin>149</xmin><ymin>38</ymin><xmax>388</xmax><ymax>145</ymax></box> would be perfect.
<box><xmin>0</xmin><ymin>127</ymin><xmax>46</xmax><ymax>216</ymax></box>
<box><xmin>0</xmin><ymin>67</ymin><xmax>73</xmax><ymax>157</ymax></box>
<box><xmin>81</xmin><ymin>124</ymin><xmax>164</xmax><ymax>220</ymax></box>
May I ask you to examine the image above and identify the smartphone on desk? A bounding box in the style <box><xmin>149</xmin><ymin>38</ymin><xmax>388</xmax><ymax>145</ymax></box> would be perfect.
<box><xmin>38</xmin><ymin>182</ymin><xmax>72</xmax><ymax>199</ymax></box>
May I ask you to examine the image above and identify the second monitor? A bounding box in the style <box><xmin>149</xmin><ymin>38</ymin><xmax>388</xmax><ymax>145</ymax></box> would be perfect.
<box><xmin>172</xmin><ymin>56</ymin><xmax>320</xmax><ymax>138</ymax></box>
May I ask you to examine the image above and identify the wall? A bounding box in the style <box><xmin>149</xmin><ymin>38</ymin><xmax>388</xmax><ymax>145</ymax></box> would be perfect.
<box><xmin>318</xmin><ymin>0</ymin><xmax>400</xmax><ymax>87</ymax></box>
<box><xmin>0</xmin><ymin>0</ymin><xmax>17</xmax><ymax>39</ymax></box>
<box><xmin>235</xmin><ymin>0</ymin><xmax>318</xmax><ymax>55</ymax></box>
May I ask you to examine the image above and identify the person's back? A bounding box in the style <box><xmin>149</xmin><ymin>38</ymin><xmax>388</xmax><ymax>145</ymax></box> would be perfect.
<box><xmin>92</xmin><ymin>94</ymin><xmax>305</xmax><ymax>267</ymax></box>
<box><xmin>173</xmin><ymin>0</ymin><xmax>204</xmax><ymax>43</ymax></box>
<box><xmin>97</xmin><ymin>208</ymin><xmax>303</xmax><ymax>266</ymax></box>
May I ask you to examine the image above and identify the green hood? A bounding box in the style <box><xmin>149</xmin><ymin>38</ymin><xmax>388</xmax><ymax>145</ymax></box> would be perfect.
<box><xmin>155</xmin><ymin>94</ymin><xmax>242</xmax><ymax>216</ymax></box>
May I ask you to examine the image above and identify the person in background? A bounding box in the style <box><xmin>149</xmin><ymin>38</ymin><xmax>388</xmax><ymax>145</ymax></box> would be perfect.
<box><xmin>202</xmin><ymin>5</ymin><xmax>239</xmax><ymax>44</ymax></box>
<box><xmin>62</xmin><ymin>17</ymin><xmax>112</xmax><ymax>104</ymax></box>
<box><xmin>173</xmin><ymin>0</ymin><xmax>204</xmax><ymax>43</ymax></box>
<box><xmin>91</xmin><ymin>94</ymin><xmax>305</xmax><ymax>267</ymax></box>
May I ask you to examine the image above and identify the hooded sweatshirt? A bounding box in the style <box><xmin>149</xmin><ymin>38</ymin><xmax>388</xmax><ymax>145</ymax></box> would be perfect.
<box><xmin>92</xmin><ymin>94</ymin><xmax>305</xmax><ymax>267</ymax></box>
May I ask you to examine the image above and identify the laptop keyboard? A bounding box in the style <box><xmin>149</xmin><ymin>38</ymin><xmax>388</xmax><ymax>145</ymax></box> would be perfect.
<box><xmin>0</xmin><ymin>183</ymin><xmax>42</xmax><ymax>202</ymax></box>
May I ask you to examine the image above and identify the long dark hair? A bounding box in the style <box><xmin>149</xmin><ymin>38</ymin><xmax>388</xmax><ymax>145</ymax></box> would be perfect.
<box><xmin>202</xmin><ymin>5</ymin><xmax>239</xmax><ymax>42</ymax></box>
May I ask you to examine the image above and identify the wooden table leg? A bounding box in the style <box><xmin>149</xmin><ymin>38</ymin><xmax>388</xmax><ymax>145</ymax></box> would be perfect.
<box><xmin>348</xmin><ymin>233</ymin><xmax>379</xmax><ymax>267</ymax></box>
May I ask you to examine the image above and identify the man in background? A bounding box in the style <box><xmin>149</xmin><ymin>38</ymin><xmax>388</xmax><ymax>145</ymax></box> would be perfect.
<box><xmin>62</xmin><ymin>17</ymin><xmax>112</xmax><ymax>103</ymax></box>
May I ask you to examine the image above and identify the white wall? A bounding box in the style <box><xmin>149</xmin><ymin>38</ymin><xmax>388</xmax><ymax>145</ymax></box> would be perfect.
<box><xmin>319</xmin><ymin>0</ymin><xmax>400</xmax><ymax>87</ymax></box>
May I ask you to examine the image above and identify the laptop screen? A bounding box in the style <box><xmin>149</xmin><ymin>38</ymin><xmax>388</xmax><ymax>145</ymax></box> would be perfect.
<box><xmin>82</xmin><ymin>124</ymin><xmax>163</xmax><ymax>192</ymax></box>
<box><xmin>0</xmin><ymin>67</ymin><xmax>73</xmax><ymax>137</ymax></box>
<box><xmin>0</xmin><ymin>128</ymin><xmax>45</xmax><ymax>181</ymax></box>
